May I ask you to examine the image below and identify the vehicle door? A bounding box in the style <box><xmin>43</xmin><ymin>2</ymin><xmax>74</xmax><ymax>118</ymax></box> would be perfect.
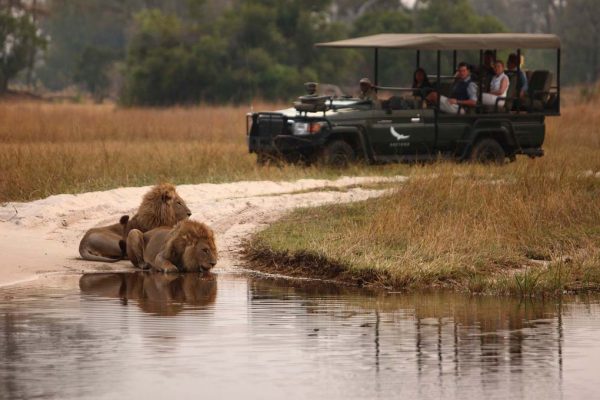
<box><xmin>367</xmin><ymin>107</ymin><xmax>436</xmax><ymax>158</ymax></box>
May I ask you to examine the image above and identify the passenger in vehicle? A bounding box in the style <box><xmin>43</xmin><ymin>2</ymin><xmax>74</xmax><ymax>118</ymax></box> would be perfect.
<box><xmin>506</xmin><ymin>53</ymin><xmax>528</xmax><ymax>98</ymax></box>
<box><xmin>303</xmin><ymin>81</ymin><xmax>318</xmax><ymax>96</ymax></box>
<box><xmin>412</xmin><ymin>68</ymin><xmax>433</xmax><ymax>100</ymax></box>
<box><xmin>481</xmin><ymin>50</ymin><xmax>496</xmax><ymax>81</ymax></box>
<box><xmin>358</xmin><ymin>77</ymin><xmax>378</xmax><ymax>101</ymax></box>
<box><xmin>482</xmin><ymin>60</ymin><xmax>509</xmax><ymax>107</ymax></box>
<box><xmin>427</xmin><ymin>62</ymin><xmax>477</xmax><ymax>114</ymax></box>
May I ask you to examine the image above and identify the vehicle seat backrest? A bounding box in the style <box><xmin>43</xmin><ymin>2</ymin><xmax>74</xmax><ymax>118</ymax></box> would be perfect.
<box><xmin>432</xmin><ymin>80</ymin><xmax>454</xmax><ymax>97</ymax></box>
<box><xmin>526</xmin><ymin>70</ymin><xmax>533</xmax><ymax>81</ymax></box>
<box><xmin>528</xmin><ymin>70</ymin><xmax>553</xmax><ymax>101</ymax></box>
<box><xmin>526</xmin><ymin>70</ymin><xmax>553</xmax><ymax>111</ymax></box>
<box><xmin>387</xmin><ymin>96</ymin><xmax>411</xmax><ymax>110</ymax></box>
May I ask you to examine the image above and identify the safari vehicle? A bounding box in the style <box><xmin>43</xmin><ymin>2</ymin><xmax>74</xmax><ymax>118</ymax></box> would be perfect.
<box><xmin>247</xmin><ymin>33</ymin><xmax>561</xmax><ymax>165</ymax></box>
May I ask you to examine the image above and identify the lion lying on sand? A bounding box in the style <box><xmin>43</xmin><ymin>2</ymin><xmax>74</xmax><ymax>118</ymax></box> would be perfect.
<box><xmin>125</xmin><ymin>219</ymin><xmax>217</xmax><ymax>273</ymax></box>
<box><xmin>78</xmin><ymin>183</ymin><xmax>191</xmax><ymax>262</ymax></box>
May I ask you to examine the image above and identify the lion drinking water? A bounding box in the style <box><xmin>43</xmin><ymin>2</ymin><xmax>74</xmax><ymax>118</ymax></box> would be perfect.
<box><xmin>125</xmin><ymin>220</ymin><xmax>217</xmax><ymax>273</ymax></box>
<box><xmin>78</xmin><ymin>183</ymin><xmax>191</xmax><ymax>262</ymax></box>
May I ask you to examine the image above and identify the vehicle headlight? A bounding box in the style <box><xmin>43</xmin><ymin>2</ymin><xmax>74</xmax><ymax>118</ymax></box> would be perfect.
<box><xmin>293</xmin><ymin>121</ymin><xmax>326</xmax><ymax>135</ymax></box>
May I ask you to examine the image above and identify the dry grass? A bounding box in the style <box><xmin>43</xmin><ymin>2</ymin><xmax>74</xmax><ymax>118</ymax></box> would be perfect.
<box><xmin>3</xmin><ymin>99</ymin><xmax>600</xmax><ymax>295</ymax></box>
<box><xmin>246</xmin><ymin>102</ymin><xmax>600</xmax><ymax>296</ymax></box>
<box><xmin>0</xmin><ymin>101</ymin><xmax>406</xmax><ymax>202</ymax></box>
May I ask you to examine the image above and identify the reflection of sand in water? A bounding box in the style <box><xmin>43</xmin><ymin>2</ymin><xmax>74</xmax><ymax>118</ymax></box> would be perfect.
<box><xmin>79</xmin><ymin>272</ymin><xmax>217</xmax><ymax>316</ymax></box>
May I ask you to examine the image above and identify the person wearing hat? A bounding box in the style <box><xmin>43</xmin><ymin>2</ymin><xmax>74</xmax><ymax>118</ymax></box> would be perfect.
<box><xmin>304</xmin><ymin>82</ymin><xmax>318</xmax><ymax>96</ymax></box>
<box><xmin>358</xmin><ymin>77</ymin><xmax>379</xmax><ymax>106</ymax></box>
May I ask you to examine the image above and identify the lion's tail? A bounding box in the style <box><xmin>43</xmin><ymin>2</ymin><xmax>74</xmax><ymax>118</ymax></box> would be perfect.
<box><xmin>79</xmin><ymin>246</ymin><xmax>124</xmax><ymax>263</ymax></box>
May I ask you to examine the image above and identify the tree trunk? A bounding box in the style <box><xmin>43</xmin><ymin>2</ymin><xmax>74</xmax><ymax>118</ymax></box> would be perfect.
<box><xmin>0</xmin><ymin>74</ymin><xmax>8</xmax><ymax>94</ymax></box>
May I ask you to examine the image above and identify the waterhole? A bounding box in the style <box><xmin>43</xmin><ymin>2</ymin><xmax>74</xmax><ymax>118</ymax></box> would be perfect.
<box><xmin>1</xmin><ymin>271</ymin><xmax>599</xmax><ymax>399</ymax></box>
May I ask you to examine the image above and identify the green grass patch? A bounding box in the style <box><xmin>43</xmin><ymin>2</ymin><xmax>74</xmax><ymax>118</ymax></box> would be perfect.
<box><xmin>245</xmin><ymin>163</ymin><xmax>600</xmax><ymax>296</ymax></box>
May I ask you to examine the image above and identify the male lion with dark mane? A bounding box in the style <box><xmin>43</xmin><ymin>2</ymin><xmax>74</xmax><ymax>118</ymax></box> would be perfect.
<box><xmin>126</xmin><ymin>220</ymin><xmax>217</xmax><ymax>273</ymax></box>
<box><xmin>78</xmin><ymin>183</ymin><xmax>191</xmax><ymax>262</ymax></box>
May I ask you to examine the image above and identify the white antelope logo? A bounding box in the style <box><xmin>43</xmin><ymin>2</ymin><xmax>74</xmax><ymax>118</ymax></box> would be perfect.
<box><xmin>390</xmin><ymin>126</ymin><xmax>410</xmax><ymax>141</ymax></box>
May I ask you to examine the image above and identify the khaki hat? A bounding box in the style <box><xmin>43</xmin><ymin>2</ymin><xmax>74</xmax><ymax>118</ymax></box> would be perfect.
<box><xmin>359</xmin><ymin>77</ymin><xmax>372</xmax><ymax>85</ymax></box>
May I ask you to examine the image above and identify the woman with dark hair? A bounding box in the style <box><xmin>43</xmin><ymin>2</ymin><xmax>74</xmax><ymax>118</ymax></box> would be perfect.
<box><xmin>412</xmin><ymin>68</ymin><xmax>433</xmax><ymax>99</ymax></box>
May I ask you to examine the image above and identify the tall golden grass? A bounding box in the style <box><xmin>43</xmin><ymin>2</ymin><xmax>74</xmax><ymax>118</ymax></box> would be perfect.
<box><xmin>0</xmin><ymin>101</ymin><xmax>405</xmax><ymax>202</ymax></box>
<box><xmin>247</xmin><ymin>101</ymin><xmax>600</xmax><ymax>296</ymax></box>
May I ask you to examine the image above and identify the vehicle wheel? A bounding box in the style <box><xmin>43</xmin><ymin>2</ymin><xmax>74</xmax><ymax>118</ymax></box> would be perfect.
<box><xmin>320</xmin><ymin>140</ymin><xmax>355</xmax><ymax>167</ymax></box>
<box><xmin>470</xmin><ymin>138</ymin><xmax>506</xmax><ymax>165</ymax></box>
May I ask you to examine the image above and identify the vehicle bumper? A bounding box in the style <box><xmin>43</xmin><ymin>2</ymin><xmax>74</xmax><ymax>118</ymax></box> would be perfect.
<box><xmin>248</xmin><ymin>134</ymin><xmax>325</xmax><ymax>155</ymax></box>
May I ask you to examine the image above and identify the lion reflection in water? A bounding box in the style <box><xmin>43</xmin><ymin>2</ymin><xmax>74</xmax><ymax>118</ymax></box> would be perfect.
<box><xmin>79</xmin><ymin>272</ymin><xmax>217</xmax><ymax>316</ymax></box>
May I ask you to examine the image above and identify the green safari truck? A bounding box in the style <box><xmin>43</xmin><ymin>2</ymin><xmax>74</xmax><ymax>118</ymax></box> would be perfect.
<box><xmin>247</xmin><ymin>33</ymin><xmax>561</xmax><ymax>165</ymax></box>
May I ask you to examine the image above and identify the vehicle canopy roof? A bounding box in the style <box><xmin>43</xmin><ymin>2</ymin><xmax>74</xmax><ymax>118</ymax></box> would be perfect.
<box><xmin>316</xmin><ymin>33</ymin><xmax>560</xmax><ymax>50</ymax></box>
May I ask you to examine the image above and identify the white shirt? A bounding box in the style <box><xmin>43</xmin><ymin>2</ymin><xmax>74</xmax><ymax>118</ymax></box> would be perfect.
<box><xmin>490</xmin><ymin>73</ymin><xmax>509</xmax><ymax>97</ymax></box>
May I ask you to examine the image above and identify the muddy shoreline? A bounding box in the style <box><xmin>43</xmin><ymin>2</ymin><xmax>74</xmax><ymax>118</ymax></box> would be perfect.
<box><xmin>240</xmin><ymin>242</ymin><xmax>600</xmax><ymax>296</ymax></box>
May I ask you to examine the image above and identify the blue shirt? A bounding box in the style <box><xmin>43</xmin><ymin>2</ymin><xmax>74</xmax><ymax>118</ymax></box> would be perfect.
<box><xmin>509</xmin><ymin>69</ymin><xmax>528</xmax><ymax>94</ymax></box>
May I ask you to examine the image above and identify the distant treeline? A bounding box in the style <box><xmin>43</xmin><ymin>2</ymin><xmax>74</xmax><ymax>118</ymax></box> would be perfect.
<box><xmin>2</xmin><ymin>0</ymin><xmax>597</xmax><ymax>105</ymax></box>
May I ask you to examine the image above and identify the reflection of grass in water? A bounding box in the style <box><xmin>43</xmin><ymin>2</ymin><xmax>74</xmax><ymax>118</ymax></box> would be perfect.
<box><xmin>249</xmin><ymin>275</ymin><xmax>582</xmax><ymax>330</ymax></box>
<box><xmin>246</xmin><ymin>102</ymin><xmax>600</xmax><ymax>296</ymax></box>
<box><xmin>0</xmin><ymin>102</ymin><xmax>409</xmax><ymax>202</ymax></box>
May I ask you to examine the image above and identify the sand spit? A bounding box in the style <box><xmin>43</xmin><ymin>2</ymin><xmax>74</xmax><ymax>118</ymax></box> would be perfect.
<box><xmin>0</xmin><ymin>176</ymin><xmax>405</xmax><ymax>287</ymax></box>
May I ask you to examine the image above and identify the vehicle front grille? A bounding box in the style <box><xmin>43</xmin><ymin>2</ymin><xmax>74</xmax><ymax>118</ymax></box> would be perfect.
<box><xmin>255</xmin><ymin>114</ymin><xmax>286</xmax><ymax>137</ymax></box>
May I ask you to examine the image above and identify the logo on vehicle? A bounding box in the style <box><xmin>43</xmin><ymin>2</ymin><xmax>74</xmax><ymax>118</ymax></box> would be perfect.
<box><xmin>390</xmin><ymin>127</ymin><xmax>410</xmax><ymax>141</ymax></box>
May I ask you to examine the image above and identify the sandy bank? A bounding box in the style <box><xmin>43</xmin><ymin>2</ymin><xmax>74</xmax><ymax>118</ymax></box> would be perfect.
<box><xmin>0</xmin><ymin>176</ymin><xmax>405</xmax><ymax>287</ymax></box>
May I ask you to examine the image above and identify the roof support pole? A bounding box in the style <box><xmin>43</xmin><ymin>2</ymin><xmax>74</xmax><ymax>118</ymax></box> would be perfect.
<box><xmin>452</xmin><ymin>50</ymin><xmax>457</xmax><ymax>72</ymax></box>
<box><xmin>556</xmin><ymin>48</ymin><xmax>561</xmax><ymax>113</ymax></box>
<box><xmin>435</xmin><ymin>50</ymin><xmax>440</xmax><ymax>145</ymax></box>
<box><xmin>478</xmin><ymin>49</ymin><xmax>483</xmax><ymax>107</ymax></box>
<box><xmin>516</xmin><ymin>48</ymin><xmax>522</xmax><ymax>108</ymax></box>
<box><xmin>374</xmin><ymin>47</ymin><xmax>379</xmax><ymax>86</ymax></box>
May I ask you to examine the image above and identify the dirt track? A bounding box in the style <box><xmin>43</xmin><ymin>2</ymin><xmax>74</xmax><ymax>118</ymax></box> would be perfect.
<box><xmin>0</xmin><ymin>176</ymin><xmax>405</xmax><ymax>287</ymax></box>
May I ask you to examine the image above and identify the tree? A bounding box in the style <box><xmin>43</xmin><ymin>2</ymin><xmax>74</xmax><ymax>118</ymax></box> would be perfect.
<box><xmin>121</xmin><ymin>9</ymin><xmax>192</xmax><ymax>105</ymax></box>
<box><xmin>352</xmin><ymin>9</ymin><xmax>413</xmax><ymax>87</ymax></box>
<box><xmin>38</xmin><ymin>0</ymin><xmax>136</xmax><ymax>90</ymax></box>
<box><xmin>121</xmin><ymin>0</ymin><xmax>353</xmax><ymax>105</ymax></box>
<box><xmin>560</xmin><ymin>0</ymin><xmax>600</xmax><ymax>83</ymax></box>
<box><xmin>0</xmin><ymin>9</ymin><xmax>46</xmax><ymax>92</ymax></box>
<box><xmin>414</xmin><ymin>0</ymin><xmax>506</xmax><ymax>33</ymax></box>
<box><xmin>74</xmin><ymin>46</ymin><xmax>118</xmax><ymax>102</ymax></box>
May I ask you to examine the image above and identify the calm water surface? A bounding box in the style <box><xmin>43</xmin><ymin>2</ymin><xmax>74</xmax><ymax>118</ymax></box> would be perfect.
<box><xmin>1</xmin><ymin>271</ymin><xmax>599</xmax><ymax>399</ymax></box>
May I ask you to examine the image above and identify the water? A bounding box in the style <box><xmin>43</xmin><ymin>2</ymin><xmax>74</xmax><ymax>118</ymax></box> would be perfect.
<box><xmin>1</xmin><ymin>271</ymin><xmax>599</xmax><ymax>400</ymax></box>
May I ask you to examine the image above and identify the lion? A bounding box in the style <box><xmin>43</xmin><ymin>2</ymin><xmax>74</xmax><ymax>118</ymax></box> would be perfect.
<box><xmin>126</xmin><ymin>219</ymin><xmax>217</xmax><ymax>273</ymax></box>
<box><xmin>122</xmin><ymin>183</ymin><xmax>191</xmax><ymax>238</ymax></box>
<box><xmin>78</xmin><ymin>215</ymin><xmax>130</xmax><ymax>262</ymax></box>
<box><xmin>78</xmin><ymin>183</ymin><xmax>191</xmax><ymax>262</ymax></box>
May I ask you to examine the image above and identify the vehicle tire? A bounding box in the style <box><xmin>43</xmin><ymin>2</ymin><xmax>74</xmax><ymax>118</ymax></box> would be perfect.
<box><xmin>470</xmin><ymin>138</ymin><xmax>506</xmax><ymax>165</ymax></box>
<box><xmin>320</xmin><ymin>140</ymin><xmax>355</xmax><ymax>167</ymax></box>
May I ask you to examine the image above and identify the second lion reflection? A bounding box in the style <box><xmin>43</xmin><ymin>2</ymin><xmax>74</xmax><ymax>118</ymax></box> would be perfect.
<box><xmin>79</xmin><ymin>272</ymin><xmax>217</xmax><ymax>316</ymax></box>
